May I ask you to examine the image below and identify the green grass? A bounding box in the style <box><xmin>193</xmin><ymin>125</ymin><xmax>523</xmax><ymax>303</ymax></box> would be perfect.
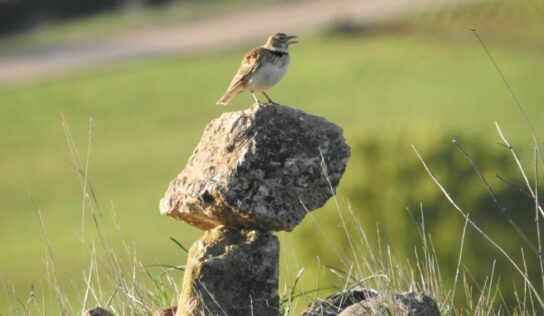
<box><xmin>1</xmin><ymin>0</ymin><xmax>543</xmax><ymax>313</ymax></box>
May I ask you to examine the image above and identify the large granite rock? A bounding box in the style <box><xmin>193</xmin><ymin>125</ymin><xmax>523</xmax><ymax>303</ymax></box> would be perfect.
<box><xmin>160</xmin><ymin>104</ymin><xmax>350</xmax><ymax>231</ymax></box>
<box><xmin>176</xmin><ymin>228</ymin><xmax>279</xmax><ymax>316</ymax></box>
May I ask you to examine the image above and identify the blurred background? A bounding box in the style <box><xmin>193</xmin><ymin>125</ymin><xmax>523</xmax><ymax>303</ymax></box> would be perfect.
<box><xmin>0</xmin><ymin>0</ymin><xmax>543</xmax><ymax>314</ymax></box>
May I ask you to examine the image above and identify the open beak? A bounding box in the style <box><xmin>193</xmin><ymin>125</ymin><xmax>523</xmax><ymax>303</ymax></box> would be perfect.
<box><xmin>287</xmin><ymin>35</ymin><xmax>298</xmax><ymax>45</ymax></box>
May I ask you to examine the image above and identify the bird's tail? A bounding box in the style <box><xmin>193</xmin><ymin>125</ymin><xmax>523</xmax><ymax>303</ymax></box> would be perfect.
<box><xmin>216</xmin><ymin>90</ymin><xmax>237</xmax><ymax>106</ymax></box>
<box><xmin>216</xmin><ymin>84</ymin><xmax>243</xmax><ymax>105</ymax></box>
<box><xmin>216</xmin><ymin>94</ymin><xmax>233</xmax><ymax>106</ymax></box>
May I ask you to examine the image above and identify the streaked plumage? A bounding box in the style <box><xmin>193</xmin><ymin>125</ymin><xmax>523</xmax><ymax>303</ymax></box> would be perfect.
<box><xmin>217</xmin><ymin>33</ymin><xmax>297</xmax><ymax>106</ymax></box>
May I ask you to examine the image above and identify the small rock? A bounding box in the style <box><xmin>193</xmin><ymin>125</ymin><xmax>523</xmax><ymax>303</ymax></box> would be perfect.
<box><xmin>338</xmin><ymin>292</ymin><xmax>441</xmax><ymax>316</ymax></box>
<box><xmin>153</xmin><ymin>305</ymin><xmax>177</xmax><ymax>316</ymax></box>
<box><xmin>177</xmin><ymin>227</ymin><xmax>279</xmax><ymax>316</ymax></box>
<box><xmin>301</xmin><ymin>287</ymin><xmax>377</xmax><ymax>316</ymax></box>
<box><xmin>82</xmin><ymin>307</ymin><xmax>114</xmax><ymax>316</ymax></box>
<box><xmin>160</xmin><ymin>104</ymin><xmax>350</xmax><ymax>231</ymax></box>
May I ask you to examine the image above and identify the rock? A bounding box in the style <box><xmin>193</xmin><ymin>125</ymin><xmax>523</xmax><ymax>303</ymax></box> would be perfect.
<box><xmin>302</xmin><ymin>290</ymin><xmax>440</xmax><ymax>316</ymax></box>
<box><xmin>338</xmin><ymin>292</ymin><xmax>441</xmax><ymax>316</ymax></box>
<box><xmin>160</xmin><ymin>103</ymin><xmax>350</xmax><ymax>231</ymax></box>
<box><xmin>82</xmin><ymin>307</ymin><xmax>114</xmax><ymax>316</ymax></box>
<box><xmin>301</xmin><ymin>287</ymin><xmax>378</xmax><ymax>316</ymax></box>
<box><xmin>153</xmin><ymin>306</ymin><xmax>177</xmax><ymax>316</ymax></box>
<box><xmin>176</xmin><ymin>227</ymin><xmax>279</xmax><ymax>316</ymax></box>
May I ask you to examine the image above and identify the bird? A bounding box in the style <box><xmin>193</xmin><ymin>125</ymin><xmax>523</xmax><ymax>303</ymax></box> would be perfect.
<box><xmin>216</xmin><ymin>33</ymin><xmax>297</xmax><ymax>106</ymax></box>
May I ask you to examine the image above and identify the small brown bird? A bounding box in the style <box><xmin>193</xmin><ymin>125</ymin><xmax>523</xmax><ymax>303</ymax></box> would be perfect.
<box><xmin>217</xmin><ymin>33</ymin><xmax>297</xmax><ymax>106</ymax></box>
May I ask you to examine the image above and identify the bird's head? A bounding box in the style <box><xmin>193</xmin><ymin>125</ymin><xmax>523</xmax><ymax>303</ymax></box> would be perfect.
<box><xmin>264</xmin><ymin>33</ymin><xmax>298</xmax><ymax>52</ymax></box>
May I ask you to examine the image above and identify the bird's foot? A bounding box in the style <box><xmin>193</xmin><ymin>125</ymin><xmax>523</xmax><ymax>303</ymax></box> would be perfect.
<box><xmin>250</xmin><ymin>92</ymin><xmax>262</xmax><ymax>107</ymax></box>
<box><xmin>261</xmin><ymin>92</ymin><xmax>275</xmax><ymax>106</ymax></box>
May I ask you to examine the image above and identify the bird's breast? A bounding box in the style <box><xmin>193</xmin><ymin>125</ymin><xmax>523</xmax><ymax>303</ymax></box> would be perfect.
<box><xmin>247</xmin><ymin>57</ymin><xmax>289</xmax><ymax>92</ymax></box>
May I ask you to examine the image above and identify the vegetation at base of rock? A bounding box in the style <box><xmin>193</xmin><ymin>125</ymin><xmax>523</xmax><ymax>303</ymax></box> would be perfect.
<box><xmin>291</xmin><ymin>133</ymin><xmax>542</xmax><ymax>307</ymax></box>
<box><xmin>4</xmin><ymin>129</ymin><xmax>542</xmax><ymax>315</ymax></box>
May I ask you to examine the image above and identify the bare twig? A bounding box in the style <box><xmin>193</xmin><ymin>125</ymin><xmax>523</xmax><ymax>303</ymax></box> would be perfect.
<box><xmin>23</xmin><ymin>285</ymin><xmax>35</xmax><ymax>316</ymax></box>
<box><xmin>495</xmin><ymin>123</ymin><xmax>544</xmax><ymax>218</ymax></box>
<box><xmin>453</xmin><ymin>139</ymin><xmax>538</xmax><ymax>255</ymax></box>
<box><xmin>80</xmin><ymin>118</ymin><xmax>95</xmax><ymax>244</ymax></box>
<box><xmin>412</xmin><ymin>144</ymin><xmax>544</xmax><ymax>308</ymax></box>
<box><xmin>496</xmin><ymin>175</ymin><xmax>544</xmax><ymax>208</ymax></box>
<box><xmin>81</xmin><ymin>251</ymin><xmax>95</xmax><ymax>313</ymax></box>
<box><xmin>319</xmin><ymin>149</ymin><xmax>364</xmax><ymax>277</ymax></box>
<box><xmin>534</xmin><ymin>147</ymin><xmax>544</xmax><ymax>294</ymax></box>
<box><xmin>452</xmin><ymin>213</ymin><xmax>469</xmax><ymax>304</ymax></box>
<box><xmin>32</xmin><ymin>200</ymin><xmax>72</xmax><ymax>315</ymax></box>
<box><xmin>471</xmin><ymin>29</ymin><xmax>543</xmax><ymax>166</ymax></box>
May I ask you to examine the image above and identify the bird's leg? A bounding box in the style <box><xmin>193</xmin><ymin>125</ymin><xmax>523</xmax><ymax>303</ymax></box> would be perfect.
<box><xmin>250</xmin><ymin>91</ymin><xmax>262</xmax><ymax>106</ymax></box>
<box><xmin>262</xmin><ymin>91</ymin><xmax>274</xmax><ymax>105</ymax></box>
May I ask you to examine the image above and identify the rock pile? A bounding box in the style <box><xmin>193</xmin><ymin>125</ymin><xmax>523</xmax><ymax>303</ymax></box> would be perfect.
<box><xmin>160</xmin><ymin>103</ymin><xmax>350</xmax><ymax>316</ymax></box>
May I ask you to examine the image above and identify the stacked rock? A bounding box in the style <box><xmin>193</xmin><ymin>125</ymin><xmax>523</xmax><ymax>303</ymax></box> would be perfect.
<box><xmin>160</xmin><ymin>103</ymin><xmax>350</xmax><ymax>316</ymax></box>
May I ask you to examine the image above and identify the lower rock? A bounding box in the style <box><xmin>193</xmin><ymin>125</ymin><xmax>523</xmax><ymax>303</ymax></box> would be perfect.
<box><xmin>82</xmin><ymin>307</ymin><xmax>114</xmax><ymax>316</ymax></box>
<box><xmin>338</xmin><ymin>292</ymin><xmax>441</xmax><ymax>316</ymax></box>
<box><xmin>301</xmin><ymin>287</ymin><xmax>377</xmax><ymax>316</ymax></box>
<box><xmin>303</xmin><ymin>290</ymin><xmax>440</xmax><ymax>316</ymax></box>
<box><xmin>176</xmin><ymin>228</ymin><xmax>279</xmax><ymax>316</ymax></box>
<box><xmin>153</xmin><ymin>306</ymin><xmax>177</xmax><ymax>316</ymax></box>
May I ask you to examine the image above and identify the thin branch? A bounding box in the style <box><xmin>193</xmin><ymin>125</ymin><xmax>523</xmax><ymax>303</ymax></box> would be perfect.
<box><xmin>534</xmin><ymin>147</ymin><xmax>544</xmax><ymax>294</ymax></box>
<box><xmin>471</xmin><ymin>29</ymin><xmax>543</xmax><ymax>166</ymax></box>
<box><xmin>453</xmin><ymin>139</ymin><xmax>537</xmax><ymax>255</ymax></box>
<box><xmin>412</xmin><ymin>144</ymin><xmax>544</xmax><ymax>309</ymax></box>
<box><xmin>81</xmin><ymin>251</ymin><xmax>95</xmax><ymax>314</ymax></box>
<box><xmin>495</xmin><ymin>122</ymin><xmax>544</xmax><ymax>218</ymax></box>
<box><xmin>452</xmin><ymin>214</ymin><xmax>469</xmax><ymax>304</ymax></box>
<box><xmin>496</xmin><ymin>175</ymin><xmax>544</xmax><ymax>208</ymax></box>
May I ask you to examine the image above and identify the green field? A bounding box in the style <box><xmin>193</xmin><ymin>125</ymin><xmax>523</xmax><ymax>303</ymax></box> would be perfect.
<box><xmin>1</xmin><ymin>0</ymin><xmax>543</xmax><ymax>314</ymax></box>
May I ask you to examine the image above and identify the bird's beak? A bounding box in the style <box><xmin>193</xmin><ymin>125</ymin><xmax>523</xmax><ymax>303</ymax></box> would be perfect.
<box><xmin>287</xmin><ymin>35</ymin><xmax>298</xmax><ymax>45</ymax></box>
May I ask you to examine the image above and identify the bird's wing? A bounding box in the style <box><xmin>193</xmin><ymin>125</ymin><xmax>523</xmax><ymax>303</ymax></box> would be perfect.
<box><xmin>226</xmin><ymin>47</ymin><xmax>265</xmax><ymax>90</ymax></box>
